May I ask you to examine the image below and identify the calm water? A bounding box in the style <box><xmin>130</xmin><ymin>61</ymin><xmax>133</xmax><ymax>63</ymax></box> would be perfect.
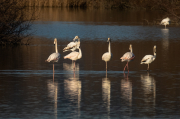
<box><xmin>0</xmin><ymin>8</ymin><xmax>180</xmax><ymax>119</ymax></box>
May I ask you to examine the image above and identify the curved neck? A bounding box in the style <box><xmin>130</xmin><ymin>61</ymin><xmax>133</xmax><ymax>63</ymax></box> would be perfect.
<box><xmin>108</xmin><ymin>41</ymin><xmax>111</xmax><ymax>54</ymax></box>
<box><xmin>55</xmin><ymin>42</ymin><xmax>58</xmax><ymax>53</ymax></box>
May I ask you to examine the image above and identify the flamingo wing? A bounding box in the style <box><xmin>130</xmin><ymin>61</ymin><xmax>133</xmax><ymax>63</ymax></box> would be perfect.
<box><xmin>63</xmin><ymin>42</ymin><xmax>77</xmax><ymax>51</ymax></box>
<box><xmin>102</xmin><ymin>52</ymin><xmax>111</xmax><ymax>61</ymax></box>
<box><xmin>161</xmin><ymin>18</ymin><xmax>170</xmax><ymax>25</ymax></box>
<box><xmin>46</xmin><ymin>53</ymin><xmax>60</xmax><ymax>62</ymax></box>
<box><xmin>64</xmin><ymin>51</ymin><xmax>79</xmax><ymax>60</ymax></box>
<box><xmin>141</xmin><ymin>55</ymin><xmax>153</xmax><ymax>63</ymax></box>
<box><xmin>120</xmin><ymin>52</ymin><xmax>134</xmax><ymax>62</ymax></box>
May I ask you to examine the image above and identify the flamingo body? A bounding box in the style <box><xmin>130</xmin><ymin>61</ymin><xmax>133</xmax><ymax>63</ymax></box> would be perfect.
<box><xmin>120</xmin><ymin>52</ymin><xmax>135</xmax><ymax>62</ymax></box>
<box><xmin>46</xmin><ymin>52</ymin><xmax>60</xmax><ymax>62</ymax></box>
<box><xmin>141</xmin><ymin>55</ymin><xmax>155</xmax><ymax>64</ymax></box>
<box><xmin>45</xmin><ymin>38</ymin><xmax>60</xmax><ymax>73</ymax></box>
<box><xmin>141</xmin><ymin>45</ymin><xmax>156</xmax><ymax>70</ymax></box>
<box><xmin>64</xmin><ymin>51</ymin><xmax>81</xmax><ymax>61</ymax></box>
<box><xmin>63</xmin><ymin>36</ymin><xmax>80</xmax><ymax>52</ymax></box>
<box><xmin>120</xmin><ymin>44</ymin><xmax>135</xmax><ymax>72</ymax></box>
<box><xmin>102</xmin><ymin>52</ymin><xmax>112</xmax><ymax>62</ymax></box>
<box><xmin>102</xmin><ymin>38</ymin><xmax>112</xmax><ymax>72</ymax></box>
<box><xmin>64</xmin><ymin>47</ymin><xmax>82</xmax><ymax>69</ymax></box>
<box><xmin>160</xmin><ymin>17</ymin><xmax>170</xmax><ymax>29</ymax></box>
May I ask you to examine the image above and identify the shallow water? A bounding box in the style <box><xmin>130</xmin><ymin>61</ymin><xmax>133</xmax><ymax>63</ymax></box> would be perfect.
<box><xmin>0</xmin><ymin>8</ymin><xmax>180</xmax><ymax>119</ymax></box>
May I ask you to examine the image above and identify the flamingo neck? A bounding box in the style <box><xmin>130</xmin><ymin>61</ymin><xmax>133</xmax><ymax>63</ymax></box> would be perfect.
<box><xmin>108</xmin><ymin>41</ymin><xmax>111</xmax><ymax>54</ymax></box>
<box><xmin>130</xmin><ymin>48</ymin><xmax>133</xmax><ymax>53</ymax></box>
<box><xmin>55</xmin><ymin>42</ymin><xmax>58</xmax><ymax>53</ymax></box>
<box><xmin>154</xmin><ymin>52</ymin><xmax>156</xmax><ymax>57</ymax></box>
<box><xmin>153</xmin><ymin>48</ymin><xmax>156</xmax><ymax>57</ymax></box>
<box><xmin>78</xmin><ymin>48</ymin><xmax>82</xmax><ymax>59</ymax></box>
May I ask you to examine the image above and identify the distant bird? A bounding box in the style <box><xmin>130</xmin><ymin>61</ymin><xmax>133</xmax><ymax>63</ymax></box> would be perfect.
<box><xmin>102</xmin><ymin>38</ymin><xmax>112</xmax><ymax>72</ymax></box>
<box><xmin>64</xmin><ymin>44</ymin><xmax>82</xmax><ymax>70</ymax></box>
<box><xmin>63</xmin><ymin>36</ymin><xmax>80</xmax><ymax>52</ymax></box>
<box><xmin>45</xmin><ymin>38</ymin><xmax>61</xmax><ymax>73</ymax></box>
<box><xmin>120</xmin><ymin>44</ymin><xmax>135</xmax><ymax>72</ymax></box>
<box><xmin>140</xmin><ymin>45</ymin><xmax>156</xmax><ymax>71</ymax></box>
<box><xmin>160</xmin><ymin>17</ymin><xmax>170</xmax><ymax>29</ymax></box>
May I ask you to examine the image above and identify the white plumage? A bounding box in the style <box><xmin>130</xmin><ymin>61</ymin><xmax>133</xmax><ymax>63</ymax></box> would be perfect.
<box><xmin>160</xmin><ymin>17</ymin><xmax>170</xmax><ymax>29</ymax></box>
<box><xmin>120</xmin><ymin>44</ymin><xmax>135</xmax><ymax>72</ymax></box>
<box><xmin>45</xmin><ymin>38</ymin><xmax>61</xmax><ymax>72</ymax></box>
<box><xmin>102</xmin><ymin>38</ymin><xmax>112</xmax><ymax>72</ymax></box>
<box><xmin>141</xmin><ymin>45</ymin><xmax>156</xmax><ymax>70</ymax></box>
<box><xmin>63</xmin><ymin>36</ymin><xmax>80</xmax><ymax>52</ymax></box>
<box><xmin>64</xmin><ymin>46</ymin><xmax>82</xmax><ymax>70</ymax></box>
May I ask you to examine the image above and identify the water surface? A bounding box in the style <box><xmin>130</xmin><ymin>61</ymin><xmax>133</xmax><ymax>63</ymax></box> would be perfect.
<box><xmin>0</xmin><ymin>8</ymin><xmax>180</xmax><ymax>119</ymax></box>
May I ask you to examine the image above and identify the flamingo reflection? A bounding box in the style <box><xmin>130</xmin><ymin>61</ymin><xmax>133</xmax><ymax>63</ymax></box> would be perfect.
<box><xmin>161</xmin><ymin>29</ymin><xmax>169</xmax><ymax>69</ymax></box>
<box><xmin>121</xmin><ymin>73</ymin><xmax>132</xmax><ymax>106</ymax></box>
<box><xmin>140</xmin><ymin>72</ymin><xmax>156</xmax><ymax>113</ymax></box>
<box><xmin>63</xmin><ymin>62</ymin><xmax>81</xmax><ymax>117</ymax></box>
<box><xmin>141</xmin><ymin>73</ymin><xmax>156</xmax><ymax>101</ymax></box>
<box><xmin>47</xmin><ymin>79</ymin><xmax>58</xmax><ymax>119</ymax></box>
<box><xmin>161</xmin><ymin>29</ymin><xmax>169</xmax><ymax>50</ymax></box>
<box><xmin>102</xmin><ymin>75</ymin><xmax>111</xmax><ymax>118</ymax></box>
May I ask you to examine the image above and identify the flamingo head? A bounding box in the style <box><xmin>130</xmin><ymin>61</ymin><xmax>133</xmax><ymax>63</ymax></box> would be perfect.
<box><xmin>153</xmin><ymin>45</ymin><xmax>156</xmax><ymax>53</ymax></box>
<box><xmin>129</xmin><ymin>44</ymin><xmax>132</xmax><ymax>51</ymax></box>
<box><xmin>54</xmin><ymin>38</ymin><xmax>57</xmax><ymax>45</ymax></box>
<box><xmin>73</xmin><ymin>36</ymin><xmax>79</xmax><ymax>41</ymax></box>
<box><xmin>107</xmin><ymin>38</ymin><xmax>111</xmax><ymax>42</ymax></box>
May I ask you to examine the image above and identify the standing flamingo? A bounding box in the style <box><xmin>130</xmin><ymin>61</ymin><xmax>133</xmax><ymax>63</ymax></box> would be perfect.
<box><xmin>140</xmin><ymin>45</ymin><xmax>156</xmax><ymax>71</ymax></box>
<box><xmin>102</xmin><ymin>38</ymin><xmax>112</xmax><ymax>72</ymax></box>
<box><xmin>45</xmin><ymin>38</ymin><xmax>61</xmax><ymax>73</ymax></box>
<box><xmin>63</xmin><ymin>36</ymin><xmax>80</xmax><ymax>52</ymax></box>
<box><xmin>64</xmin><ymin>44</ymin><xmax>82</xmax><ymax>70</ymax></box>
<box><xmin>160</xmin><ymin>17</ymin><xmax>170</xmax><ymax>29</ymax></box>
<box><xmin>120</xmin><ymin>44</ymin><xmax>135</xmax><ymax>72</ymax></box>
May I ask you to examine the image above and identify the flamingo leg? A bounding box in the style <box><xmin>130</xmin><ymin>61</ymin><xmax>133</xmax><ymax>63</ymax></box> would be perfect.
<box><xmin>147</xmin><ymin>64</ymin><xmax>149</xmax><ymax>71</ymax></box>
<box><xmin>53</xmin><ymin>63</ymin><xmax>54</xmax><ymax>73</ymax></box>
<box><xmin>127</xmin><ymin>62</ymin><xmax>129</xmax><ymax>73</ymax></box>
<box><xmin>53</xmin><ymin>71</ymin><xmax>54</xmax><ymax>82</ymax></box>
<box><xmin>74</xmin><ymin>61</ymin><xmax>76</xmax><ymax>70</ymax></box>
<box><xmin>123</xmin><ymin>62</ymin><xmax>128</xmax><ymax>72</ymax></box>
<box><xmin>106</xmin><ymin>62</ymin><xmax>107</xmax><ymax>72</ymax></box>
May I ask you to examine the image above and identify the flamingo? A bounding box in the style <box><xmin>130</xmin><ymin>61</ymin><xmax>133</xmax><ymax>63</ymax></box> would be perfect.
<box><xmin>160</xmin><ymin>17</ymin><xmax>170</xmax><ymax>29</ymax></box>
<box><xmin>45</xmin><ymin>38</ymin><xmax>61</xmax><ymax>73</ymax></box>
<box><xmin>64</xmin><ymin>44</ymin><xmax>82</xmax><ymax>70</ymax></box>
<box><xmin>63</xmin><ymin>36</ymin><xmax>80</xmax><ymax>52</ymax></box>
<box><xmin>140</xmin><ymin>45</ymin><xmax>156</xmax><ymax>71</ymax></box>
<box><xmin>102</xmin><ymin>38</ymin><xmax>112</xmax><ymax>72</ymax></box>
<box><xmin>120</xmin><ymin>44</ymin><xmax>135</xmax><ymax>72</ymax></box>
